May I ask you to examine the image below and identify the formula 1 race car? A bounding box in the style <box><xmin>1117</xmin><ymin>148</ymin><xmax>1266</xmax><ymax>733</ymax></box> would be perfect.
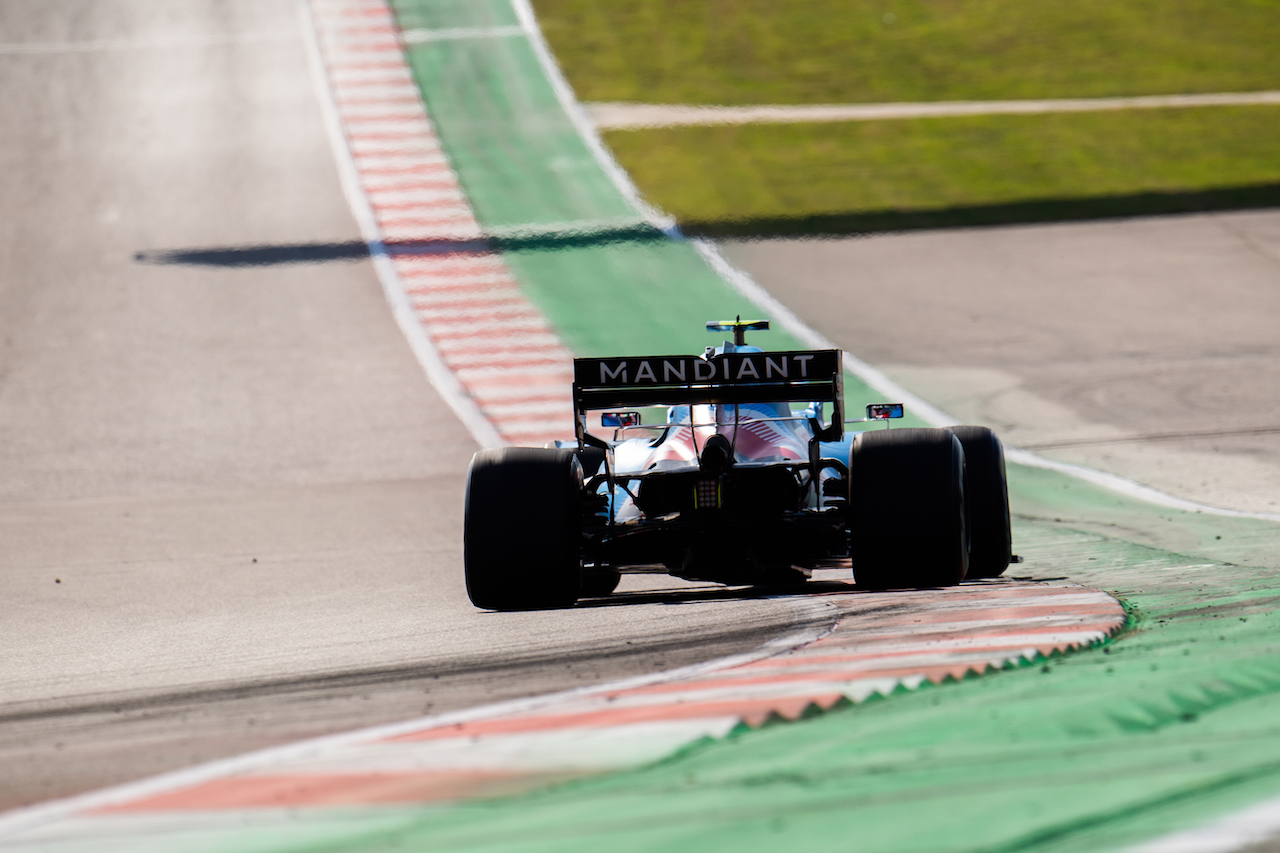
<box><xmin>464</xmin><ymin>319</ymin><xmax>1013</xmax><ymax>610</ymax></box>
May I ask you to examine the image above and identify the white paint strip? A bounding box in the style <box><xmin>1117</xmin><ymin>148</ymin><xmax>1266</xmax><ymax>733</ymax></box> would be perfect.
<box><xmin>410</xmin><ymin>289</ymin><xmax>525</xmax><ymax>307</ymax></box>
<box><xmin>534</xmin><ymin>679</ymin><xmax>857</xmax><ymax>710</ymax></box>
<box><xmin>327</xmin><ymin>69</ymin><xmax>416</xmax><ymax>86</ymax></box>
<box><xmin>586</xmin><ymin>92</ymin><xmax>1280</xmax><ymax>130</ymax></box>
<box><xmin>368</xmin><ymin>189</ymin><xmax>467</xmax><ymax>206</ymax></box>
<box><xmin>345</xmin><ymin>119</ymin><xmax>435</xmax><ymax>135</ymax></box>
<box><xmin>438</xmin><ymin>358</ymin><xmax>568</xmax><ymax>378</ymax></box>
<box><xmin>381</xmin><ymin>224</ymin><xmax>484</xmax><ymax>241</ymax></box>
<box><xmin>402</xmin><ymin>278</ymin><xmax>515</xmax><ymax>294</ymax></box>
<box><xmin>263</xmin><ymin>719</ymin><xmax>743</xmax><ymax>774</ymax></box>
<box><xmin>833</xmin><ymin>591</ymin><xmax>1120</xmax><ymax>609</ymax></box>
<box><xmin>566</xmin><ymin>664</ymin><xmax>1005</xmax><ymax>708</ymax></box>
<box><xmin>402</xmin><ymin>25</ymin><xmax>526</xmax><ymax>43</ymax></box>
<box><xmin>814</xmin><ymin>614</ymin><xmax>1119</xmax><ymax>637</ymax></box>
<box><xmin>336</xmin><ymin>105</ymin><xmax>427</xmax><ymax>120</ymax></box>
<box><xmin>416</xmin><ymin>303</ymin><xmax>539</xmax><ymax>322</ymax></box>
<box><xmin>395</xmin><ymin>254</ymin><xmax>508</xmax><ymax>269</ymax></box>
<box><xmin>425</xmin><ymin>317</ymin><xmax>552</xmax><ymax>338</ymax></box>
<box><xmin>483</xmin><ymin>399</ymin><xmax>580</xmax><ymax>418</ymax></box>
<box><xmin>314</xmin><ymin>34</ymin><xmax>401</xmax><ymax>49</ymax></box>
<box><xmin>498</xmin><ymin>419</ymin><xmax>577</xmax><ymax>436</ymax></box>
<box><xmin>349</xmin><ymin>140</ymin><xmax>443</xmax><ymax>156</ymax></box>
<box><xmin>298</xmin><ymin>0</ymin><xmax>502</xmax><ymax>448</ymax></box>
<box><xmin>440</xmin><ymin>338</ymin><xmax>566</xmax><ymax>359</ymax></box>
<box><xmin>344</xmin><ymin>118</ymin><xmax>438</xmax><ymax>134</ymax></box>
<box><xmin>352</xmin><ymin>153</ymin><xmax>452</xmax><ymax>169</ymax></box>
<box><xmin>794</xmin><ymin>630</ymin><xmax>1110</xmax><ymax>657</ymax></box>
<box><xmin>309</xmin><ymin>0</ymin><xmax>384</xmax><ymax>8</ymax></box>
<box><xmin>1127</xmin><ymin>794</ymin><xmax>1280</xmax><ymax>853</ymax></box>
<box><xmin>337</xmin><ymin>84</ymin><xmax>421</xmax><ymax>100</ymax></box>
<box><xmin>408</xmin><ymin>287</ymin><xmax>522</xmax><ymax>304</ymax></box>
<box><xmin>378</xmin><ymin>213</ymin><xmax>480</xmax><ymax>229</ymax></box>
<box><xmin>1004</xmin><ymin>448</ymin><xmax>1280</xmax><ymax>522</ymax></box>
<box><xmin>443</xmin><ymin>349</ymin><xmax>569</xmax><ymax>365</ymax></box>
<box><xmin>740</xmin><ymin>649</ymin><xmax>1054</xmax><ymax>674</ymax></box>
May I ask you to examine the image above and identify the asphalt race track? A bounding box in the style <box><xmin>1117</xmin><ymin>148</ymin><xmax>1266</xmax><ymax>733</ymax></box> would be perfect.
<box><xmin>0</xmin><ymin>0</ymin><xmax>828</xmax><ymax>810</ymax></box>
<box><xmin>721</xmin><ymin>212</ymin><xmax>1280</xmax><ymax>517</ymax></box>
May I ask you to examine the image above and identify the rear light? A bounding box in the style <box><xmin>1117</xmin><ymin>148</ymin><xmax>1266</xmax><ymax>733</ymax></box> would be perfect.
<box><xmin>694</xmin><ymin>478</ymin><xmax>720</xmax><ymax>509</ymax></box>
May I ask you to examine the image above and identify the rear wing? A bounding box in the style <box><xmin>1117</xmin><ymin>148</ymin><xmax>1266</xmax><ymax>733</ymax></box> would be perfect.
<box><xmin>572</xmin><ymin>349</ymin><xmax>844</xmax><ymax>443</ymax></box>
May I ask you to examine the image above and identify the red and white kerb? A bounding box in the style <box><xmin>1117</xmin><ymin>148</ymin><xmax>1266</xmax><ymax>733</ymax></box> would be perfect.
<box><xmin>309</xmin><ymin>0</ymin><xmax>575</xmax><ymax>446</ymax></box>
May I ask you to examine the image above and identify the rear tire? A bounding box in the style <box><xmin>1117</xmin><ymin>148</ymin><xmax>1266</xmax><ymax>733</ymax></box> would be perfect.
<box><xmin>464</xmin><ymin>447</ymin><xmax>583</xmax><ymax>610</ymax></box>
<box><xmin>947</xmin><ymin>426</ymin><xmax>1012</xmax><ymax>579</ymax></box>
<box><xmin>848</xmin><ymin>428</ymin><xmax>968</xmax><ymax>590</ymax></box>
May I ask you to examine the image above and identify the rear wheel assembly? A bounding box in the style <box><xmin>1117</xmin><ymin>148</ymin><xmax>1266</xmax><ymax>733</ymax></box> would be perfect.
<box><xmin>947</xmin><ymin>425</ymin><xmax>1012</xmax><ymax>579</ymax></box>
<box><xmin>464</xmin><ymin>447</ymin><xmax>583</xmax><ymax>610</ymax></box>
<box><xmin>848</xmin><ymin>427</ymin><xmax>968</xmax><ymax>590</ymax></box>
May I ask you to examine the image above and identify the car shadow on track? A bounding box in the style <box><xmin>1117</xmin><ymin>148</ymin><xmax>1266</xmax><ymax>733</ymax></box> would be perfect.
<box><xmin>132</xmin><ymin>223</ymin><xmax>673</xmax><ymax>268</ymax></box>
<box><xmin>574</xmin><ymin>579</ymin><xmax>857</xmax><ymax>609</ymax></box>
<box><xmin>577</xmin><ymin>573</ymin><xmax>1070</xmax><ymax>610</ymax></box>
<box><xmin>680</xmin><ymin>182</ymin><xmax>1280</xmax><ymax>240</ymax></box>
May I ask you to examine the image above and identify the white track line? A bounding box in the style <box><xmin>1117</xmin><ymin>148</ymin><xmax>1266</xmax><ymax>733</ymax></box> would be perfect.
<box><xmin>1128</xmin><ymin>795</ymin><xmax>1280</xmax><ymax>853</ymax></box>
<box><xmin>401</xmin><ymin>26</ymin><xmax>525</xmax><ymax>43</ymax></box>
<box><xmin>585</xmin><ymin>92</ymin><xmax>1280</xmax><ymax>130</ymax></box>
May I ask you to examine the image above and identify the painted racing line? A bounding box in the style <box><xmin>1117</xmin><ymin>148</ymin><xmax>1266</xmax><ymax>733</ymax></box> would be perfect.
<box><xmin>0</xmin><ymin>582</ymin><xmax>1124</xmax><ymax>848</ymax></box>
<box><xmin>584</xmin><ymin>91</ymin><xmax>1280</xmax><ymax>130</ymax></box>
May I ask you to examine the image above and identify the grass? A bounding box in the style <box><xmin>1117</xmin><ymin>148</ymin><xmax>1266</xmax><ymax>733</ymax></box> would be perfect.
<box><xmin>602</xmin><ymin>105</ymin><xmax>1280</xmax><ymax>236</ymax></box>
<box><xmin>533</xmin><ymin>0</ymin><xmax>1280</xmax><ymax>105</ymax></box>
<box><xmin>532</xmin><ymin>0</ymin><xmax>1280</xmax><ymax>233</ymax></box>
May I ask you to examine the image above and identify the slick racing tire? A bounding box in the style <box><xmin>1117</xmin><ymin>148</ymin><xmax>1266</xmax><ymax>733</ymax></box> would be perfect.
<box><xmin>848</xmin><ymin>427</ymin><xmax>968</xmax><ymax>590</ymax></box>
<box><xmin>947</xmin><ymin>425</ymin><xmax>1012</xmax><ymax>579</ymax></box>
<box><xmin>541</xmin><ymin>443</ymin><xmax>606</xmax><ymax>479</ymax></box>
<box><xmin>464</xmin><ymin>447</ymin><xmax>583</xmax><ymax>610</ymax></box>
